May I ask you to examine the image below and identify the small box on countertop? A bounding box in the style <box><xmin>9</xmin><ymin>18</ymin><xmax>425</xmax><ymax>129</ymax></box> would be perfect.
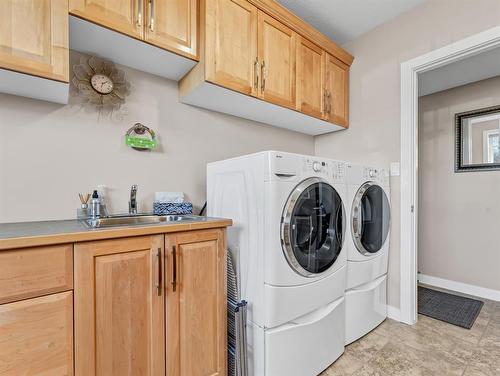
<box><xmin>153</xmin><ymin>202</ymin><xmax>193</xmax><ymax>215</ymax></box>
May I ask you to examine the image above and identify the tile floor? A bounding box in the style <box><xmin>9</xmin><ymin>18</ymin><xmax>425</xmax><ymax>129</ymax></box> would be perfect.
<box><xmin>322</xmin><ymin>290</ymin><xmax>500</xmax><ymax>375</ymax></box>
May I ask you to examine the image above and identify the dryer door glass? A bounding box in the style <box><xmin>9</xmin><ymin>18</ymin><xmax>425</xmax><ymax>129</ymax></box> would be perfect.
<box><xmin>283</xmin><ymin>180</ymin><xmax>344</xmax><ymax>276</ymax></box>
<box><xmin>353</xmin><ymin>184</ymin><xmax>390</xmax><ymax>254</ymax></box>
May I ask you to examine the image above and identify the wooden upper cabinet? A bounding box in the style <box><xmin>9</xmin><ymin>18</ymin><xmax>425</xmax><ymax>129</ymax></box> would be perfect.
<box><xmin>145</xmin><ymin>0</ymin><xmax>198</xmax><ymax>59</ymax></box>
<box><xmin>69</xmin><ymin>0</ymin><xmax>143</xmax><ymax>39</ymax></box>
<box><xmin>166</xmin><ymin>229</ymin><xmax>227</xmax><ymax>376</ymax></box>
<box><xmin>206</xmin><ymin>0</ymin><xmax>258</xmax><ymax>95</ymax></box>
<box><xmin>258</xmin><ymin>10</ymin><xmax>296</xmax><ymax>109</ymax></box>
<box><xmin>296</xmin><ymin>36</ymin><xmax>323</xmax><ymax>118</ymax></box>
<box><xmin>74</xmin><ymin>235</ymin><xmax>165</xmax><ymax>376</ymax></box>
<box><xmin>180</xmin><ymin>0</ymin><xmax>352</xmax><ymax>134</ymax></box>
<box><xmin>0</xmin><ymin>0</ymin><xmax>68</xmax><ymax>82</ymax></box>
<box><xmin>0</xmin><ymin>292</ymin><xmax>74</xmax><ymax>376</ymax></box>
<box><xmin>324</xmin><ymin>53</ymin><xmax>349</xmax><ymax>127</ymax></box>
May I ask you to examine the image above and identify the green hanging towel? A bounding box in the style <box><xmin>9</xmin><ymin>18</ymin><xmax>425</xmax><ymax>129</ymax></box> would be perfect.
<box><xmin>125</xmin><ymin>123</ymin><xmax>157</xmax><ymax>150</ymax></box>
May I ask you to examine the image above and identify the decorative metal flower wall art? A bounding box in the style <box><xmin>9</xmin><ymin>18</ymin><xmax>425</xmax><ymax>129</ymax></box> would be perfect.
<box><xmin>72</xmin><ymin>55</ymin><xmax>130</xmax><ymax>115</ymax></box>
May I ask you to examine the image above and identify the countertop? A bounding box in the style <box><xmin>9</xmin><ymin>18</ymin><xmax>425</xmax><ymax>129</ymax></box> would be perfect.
<box><xmin>0</xmin><ymin>216</ymin><xmax>232</xmax><ymax>250</ymax></box>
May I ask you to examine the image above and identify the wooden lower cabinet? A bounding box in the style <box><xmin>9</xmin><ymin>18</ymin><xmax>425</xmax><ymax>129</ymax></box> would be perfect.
<box><xmin>0</xmin><ymin>292</ymin><xmax>74</xmax><ymax>376</ymax></box>
<box><xmin>0</xmin><ymin>244</ymin><xmax>73</xmax><ymax>305</ymax></box>
<box><xmin>74</xmin><ymin>230</ymin><xmax>227</xmax><ymax>376</ymax></box>
<box><xmin>74</xmin><ymin>235</ymin><xmax>165</xmax><ymax>376</ymax></box>
<box><xmin>166</xmin><ymin>229</ymin><xmax>227</xmax><ymax>376</ymax></box>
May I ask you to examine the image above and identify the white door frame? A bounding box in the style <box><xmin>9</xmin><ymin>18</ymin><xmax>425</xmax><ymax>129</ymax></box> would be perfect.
<box><xmin>400</xmin><ymin>25</ymin><xmax>500</xmax><ymax>325</ymax></box>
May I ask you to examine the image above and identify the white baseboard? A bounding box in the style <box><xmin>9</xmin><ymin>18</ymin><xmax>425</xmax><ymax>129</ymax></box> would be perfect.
<box><xmin>387</xmin><ymin>305</ymin><xmax>401</xmax><ymax>321</ymax></box>
<box><xmin>418</xmin><ymin>273</ymin><xmax>500</xmax><ymax>302</ymax></box>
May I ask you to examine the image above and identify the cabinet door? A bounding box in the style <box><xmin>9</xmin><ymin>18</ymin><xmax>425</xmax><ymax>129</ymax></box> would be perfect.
<box><xmin>296</xmin><ymin>36</ymin><xmax>323</xmax><ymax>118</ymax></box>
<box><xmin>206</xmin><ymin>0</ymin><xmax>258</xmax><ymax>96</ymax></box>
<box><xmin>257</xmin><ymin>10</ymin><xmax>296</xmax><ymax>109</ymax></box>
<box><xmin>324</xmin><ymin>53</ymin><xmax>349</xmax><ymax>127</ymax></box>
<box><xmin>144</xmin><ymin>0</ymin><xmax>198</xmax><ymax>59</ymax></box>
<box><xmin>69</xmin><ymin>0</ymin><xmax>143</xmax><ymax>39</ymax></box>
<box><xmin>0</xmin><ymin>0</ymin><xmax>68</xmax><ymax>82</ymax></box>
<box><xmin>166</xmin><ymin>229</ymin><xmax>227</xmax><ymax>376</ymax></box>
<box><xmin>0</xmin><ymin>292</ymin><xmax>73</xmax><ymax>376</ymax></box>
<box><xmin>74</xmin><ymin>235</ymin><xmax>165</xmax><ymax>376</ymax></box>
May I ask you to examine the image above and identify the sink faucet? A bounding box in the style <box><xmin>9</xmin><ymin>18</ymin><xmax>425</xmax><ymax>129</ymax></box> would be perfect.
<box><xmin>129</xmin><ymin>184</ymin><xmax>138</xmax><ymax>214</ymax></box>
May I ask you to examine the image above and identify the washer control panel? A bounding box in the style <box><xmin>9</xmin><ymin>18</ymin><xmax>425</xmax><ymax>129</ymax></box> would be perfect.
<box><xmin>332</xmin><ymin>161</ymin><xmax>346</xmax><ymax>182</ymax></box>
<box><xmin>303</xmin><ymin>158</ymin><xmax>346</xmax><ymax>182</ymax></box>
<box><xmin>304</xmin><ymin>158</ymin><xmax>328</xmax><ymax>175</ymax></box>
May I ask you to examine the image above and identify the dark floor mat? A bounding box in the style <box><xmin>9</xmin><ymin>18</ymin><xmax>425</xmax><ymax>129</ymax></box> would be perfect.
<box><xmin>418</xmin><ymin>286</ymin><xmax>483</xmax><ymax>329</ymax></box>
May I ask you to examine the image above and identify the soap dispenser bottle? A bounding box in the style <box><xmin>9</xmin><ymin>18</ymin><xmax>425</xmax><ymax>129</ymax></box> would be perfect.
<box><xmin>90</xmin><ymin>190</ymin><xmax>101</xmax><ymax>219</ymax></box>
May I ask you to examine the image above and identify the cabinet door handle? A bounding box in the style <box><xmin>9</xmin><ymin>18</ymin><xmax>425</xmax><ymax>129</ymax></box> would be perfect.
<box><xmin>156</xmin><ymin>248</ymin><xmax>162</xmax><ymax>296</ymax></box>
<box><xmin>326</xmin><ymin>90</ymin><xmax>332</xmax><ymax>114</ymax></box>
<box><xmin>323</xmin><ymin>89</ymin><xmax>327</xmax><ymax>115</ymax></box>
<box><xmin>325</xmin><ymin>72</ymin><xmax>331</xmax><ymax>114</ymax></box>
<box><xmin>325</xmin><ymin>90</ymin><xmax>329</xmax><ymax>114</ymax></box>
<box><xmin>254</xmin><ymin>58</ymin><xmax>259</xmax><ymax>90</ymax></box>
<box><xmin>172</xmin><ymin>245</ymin><xmax>177</xmax><ymax>292</ymax></box>
<box><xmin>261</xmin><ymin>61</ymin><xmax>266</xmax><ymax>93</ymax></box>
<box><xmin>149</xmin><ymin>0</ymin><xmax>155</xmax><ymax>32</ymax></box>
<box><xmin>328</xmin><ymin>91</ymin><xmax>333</xmax><ymax>114</ymax></box>
<box><xmin>136</xmin><ymin>0</ymin><xmax>142</xmax><ymax>28</ymax></box>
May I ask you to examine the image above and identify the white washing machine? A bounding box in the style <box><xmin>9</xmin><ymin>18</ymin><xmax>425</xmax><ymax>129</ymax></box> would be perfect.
<box><xmin>344</xmin><ymin>163</ymin><xmax>391</xmax><ymax>345</ymax></box>
<box><xmin>207</xmin><ymin>151</ymin><xmax>347</xmax><ymax>376</ymax></box>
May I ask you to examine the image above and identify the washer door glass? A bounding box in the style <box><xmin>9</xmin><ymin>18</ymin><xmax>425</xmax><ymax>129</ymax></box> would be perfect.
<box><xmin>353</xmin><ymin>184</ymin><xmax>390</xmax><ymax>254</ymax></box>
<box><xmin>283</xmin><ymin>180</ymin><xmax>344</xmax><ymax>276</ymax></box>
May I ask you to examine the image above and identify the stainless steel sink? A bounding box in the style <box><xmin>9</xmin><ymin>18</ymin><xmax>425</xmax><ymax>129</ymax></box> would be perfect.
<box><xmin>83</xmin><ymin>214</ymin><xmax>198</xmax><ymax>228</ymax></box>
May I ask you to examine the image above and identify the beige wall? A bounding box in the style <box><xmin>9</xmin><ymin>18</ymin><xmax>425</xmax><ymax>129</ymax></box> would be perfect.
<box><xmin>0</xmin><ymin>52</ymin><xmax>314</xmax><ymax>223</ymax></box>
<box><xmin>418</xmin><ymin>76</ymin><xmax>500</xmax><ymax>291</ymax></box>
<box><xmin>315</xmin><ymin>0</ymin><xmax>500</xmax><ymax>309</ymax></box>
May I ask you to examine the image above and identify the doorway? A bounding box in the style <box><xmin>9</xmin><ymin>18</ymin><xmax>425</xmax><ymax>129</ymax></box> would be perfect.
<box><xmin>399</xmin><ymin>25</ymin><xmax>500</xmax><ymax>325</ymax></box>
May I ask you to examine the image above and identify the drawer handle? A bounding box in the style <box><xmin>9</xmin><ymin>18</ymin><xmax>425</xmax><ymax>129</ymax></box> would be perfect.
<box><xmin>350</xmin><ymin>275</ymin><xmax>386</xmax><ymax>293</ymax></box>
<box><xmin>172</xmin><ymin>245</ymin><xmax>177</xmax><ymax>292</ymax></box>
<box><xmin>156</xmin><ymin>248</ymin><xmax>162</xmax><ymax>296</ymax></box>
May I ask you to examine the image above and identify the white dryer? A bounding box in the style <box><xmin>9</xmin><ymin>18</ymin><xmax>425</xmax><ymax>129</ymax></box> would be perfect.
<box><xmin>344</xmin><ymin>164</ymin><xmax>391</xmax><ymax>345</ymax></box>
<box><xmin>207</xmin><ymin>151</ymin><xmax>347</xmax><ymax>376</ymax></box>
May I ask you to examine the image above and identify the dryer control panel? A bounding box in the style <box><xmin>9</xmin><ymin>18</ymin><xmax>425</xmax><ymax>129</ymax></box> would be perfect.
<box><xmin>346</xmin><ymin>163</ymin><xmax>390</xmax><ymax>186</ymax></box>
<box><xmin>361</xmin><ymin>167</ymin><xmax>390</xmax><ymax>186</ymax></box>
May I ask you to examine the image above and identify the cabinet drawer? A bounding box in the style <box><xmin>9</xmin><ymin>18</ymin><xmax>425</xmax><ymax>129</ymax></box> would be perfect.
<box><xmin>0</xmin><ymin>244</ymin><xmax>73</xmax><ymax>304</ymax></box>
<box><xmin>0</xmin><ymin>292</ymin><xmax>74</xmax><ymax>376</ymax></box>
